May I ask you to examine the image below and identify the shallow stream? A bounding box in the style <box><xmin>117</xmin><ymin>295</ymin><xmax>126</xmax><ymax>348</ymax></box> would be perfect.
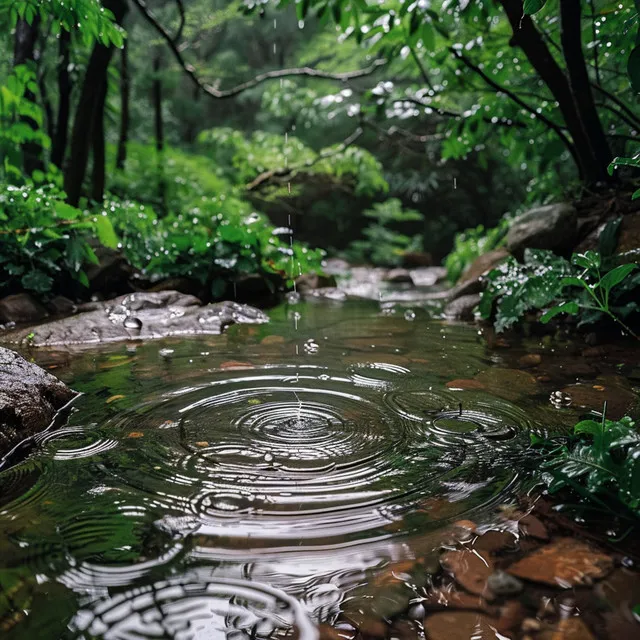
<box><xmin>1</xmin><ymin>299</ymin><xmax>639</xmax><ymax>638</ymax></box>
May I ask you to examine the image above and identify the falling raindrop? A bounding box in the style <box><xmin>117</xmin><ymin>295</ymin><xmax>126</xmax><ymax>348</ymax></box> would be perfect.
<box><xmin>159</xmin><ymin>348</ymin><xmax>174</xmax><ymax>358</ymax></box>
<box><xmin>286</xmin><ymin>291</ymin><xmax>301</xmax><ymax>305</ymax></box>
<box><xmin>303</xmin><ymin>339</ymin><xmax>319</xmax><ymax>354</ymax></box>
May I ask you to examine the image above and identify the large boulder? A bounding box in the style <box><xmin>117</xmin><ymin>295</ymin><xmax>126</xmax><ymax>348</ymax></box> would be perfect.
<box><xmin>0</xmin><ymin>291</ymin><xmax>269</xmax><ymax>347</ymax></box>
<box><xmin>506</xmin><ymin>204</ymin><xmax>577</xmax><ymax>257</ymax></box>
<box><xmin>0</xmin><ymin>347</ymin><xmax>76</xmax><ymax>457</ymax></box>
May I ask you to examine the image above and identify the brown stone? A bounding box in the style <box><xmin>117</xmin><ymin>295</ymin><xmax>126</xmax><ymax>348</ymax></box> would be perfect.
<box><xmin>473</xmin><ymin>529</ymin><xmax>518</xmax><ymax>555</ymax></box>
<box><xmin>507</xmin><ymin>538</ymin><xmax>613</xmax><ymax>588</ymax></box>
<box><xmin>0</xmin><ymin>293</ymin><xmax>48</xmax><ymax>325</ymax></box>
<box><xmin>559</xmin><ymin>379</ymin><xmax>637</xmax><ymax>419</ymax></box>
<box><xmin>446</xmin><ymin>379</ymin><xmax>486</xmax><ymax>390</ymax></box>
<box><xmin>475</xmin><ymin>368</ymin><xmax>538</xmax><ymax>401</ymax></box>
<box><xmin>518</xmin><ymin>353</ymin><xmax>542</xmax><ymax>368</ymax></box>
<box><xmin>495</xmin><ymin>600</ymin><xmax>527</xmax><ymax>636</ymax></box>
<box><xmin>458</xmin><ymin>249</ymin><xmax>510</xmax><ymax>285</ymax></box>
<box><xmin>441</xmin><ymin>550</ymin><xmax>494</xmax><ymax>596</ymax></box>
<box><xmin>518</xmin><ymin>514</ymin><xmax>549</xmax><ymax>541</ymax></box>
<box><xmin>423</xmin><ymin>611</ymin><xmax>502</xmax><ymax>640</ymax></box>
<box><xmin>422</xmin><ymin>587</ymin><xmax>495</xmax><ymax>614</ymax></box>
<box><xmin>538</xmin><ymin>617</ymin><xmax>596</xmax><ymax>640</ymax></box>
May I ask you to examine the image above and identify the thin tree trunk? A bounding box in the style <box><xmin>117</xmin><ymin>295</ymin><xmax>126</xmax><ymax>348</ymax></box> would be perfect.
<box><xmin>13</xmin><ymin>16</ymin><xmax>44</xmax><ymax>175</ymax></box>
<box><xmin>51</xmin><ymin>30</ymin><xmax>72</xmax><ymax>168</ymax></box>
<box><xmin>560</xmin><ymin>0</ymin><xmax>612</xmax><ymax>179</ymax></box>
<box><xmin>64</xmin><ymin>0</ymin><xmax>127</xmax><ymax>206</ymax></box>
<box><xmin>152</xmin><ymin>53</ymin><xmax>166</xmax><ymax>210</ymax></box>
<box><xmin>91</xmin><ymin>77</ymin><xmax>108</xmax><ymax>202</ymax></box>
<box><xmin>498</xmin><ymin>0</ymin><xmax>605</xmax><ymax>184</ymax></box>
<box><xmin>115</xmin><ymin>39</ymin><xmax>129</xmax><ymax>170</ymax></box>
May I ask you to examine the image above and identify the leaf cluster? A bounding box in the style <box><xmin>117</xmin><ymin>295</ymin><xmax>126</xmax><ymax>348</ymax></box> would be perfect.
<box><xmin>479</xmin><ymin>246</ymin><xmax>640</xmax><ymax>335</ymax></box>
<box><xmin>534</xmin><ymin>415</ymin><xmax>640</xmax><ymax>521</ymax></box>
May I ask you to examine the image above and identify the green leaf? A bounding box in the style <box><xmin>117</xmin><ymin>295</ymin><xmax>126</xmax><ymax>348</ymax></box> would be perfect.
<box><xmin>523</xmin><ymin>0</ymin><xmax>547</xmax><ymax>15</ymax></box>
<box><xmin>600</xmin><ymin>264</ymin><xmax>637</xmax><ymax>293</ymax></box>
<box><xmin>21</xmin><ymin>269</ymin><xmax>53</xmax><ymax>293</ymax></box>
<box><xmin>54</xmin><ymin>201</ymin><xmax>81</xmax><ymax>220</ymax></box>
<box><xmin>540</xmin><ymin>301</ymin><xmax>579</xmax><ymax>323</ymax></box>
<box><xmin>95</xmin><ymin>216</ymin><xmax>119</xmax><ymax>249</ymax></box>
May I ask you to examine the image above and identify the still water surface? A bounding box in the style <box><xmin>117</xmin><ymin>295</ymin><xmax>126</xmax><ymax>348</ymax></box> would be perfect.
<box><xmin>1</xmin><ymin>300</ymin><xmax>634</xmax><ymax>638</ymax></box>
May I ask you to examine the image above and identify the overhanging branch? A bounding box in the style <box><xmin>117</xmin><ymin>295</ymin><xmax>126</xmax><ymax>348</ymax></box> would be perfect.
<box><xmin>132</xmin><ymin>0</ymin><xmax>385</xmax><ymax>99</ymax></box>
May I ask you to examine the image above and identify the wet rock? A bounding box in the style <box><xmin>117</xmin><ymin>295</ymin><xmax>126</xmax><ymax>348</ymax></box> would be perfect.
<box><xmin>47</xmin><ymin>295</ymin><xmax>76</xmax><ymax>317</ymax></box>
<box><xmin>558</xmin><ymin>379</ymin><xmax>637</xmax><ymax>419</ymax></box>
<box><xmin>295</xmin><ymin>272</ymin><xmax>337</xmax><ymax>292</ymax></box>
<box><xmin>518</xmin><ymin>514</ymin><xmax>549</xmax><ymax>541</ymax></box>
<box><xmin>518</xmin><ymin>353</ymin><xmax>542</xmax><ymax>369</ymax></box>
<box><xmin>0</xmin><ymin>291</ymin><xmax>269</xmax><ymax>347</ymax></box>
<box><xmin>446</xmin><ymin>379</ymin><xmax>486</xmax><ymax>391</ymax></box>
<box><xmin>537</xmin><ymin>617</ymin><xmax>596</xmax><ymax>640</ymax></box>
<box><xmin>507</xmin><ymin>538</ymin><xmax>613</xmax><ymax>588</ymax></box>
<box><xmin>440</xmin><ymin>550</ymin><xmax>494</xmax><ymax>596</ymax></box>
<box><xmin>0</xmin><ymin>347</ymin><xmax>76</xmax><ymax>457</ymax></box>
<box><xmin>486</xmin><ymin>571</ymin><xmax>523</xmax><ymax>597</ymax></box>
<box><xmin>422</xmin><ymin>587</ymin><xmax>494</xmax><ymax>614</ymax></box>
<box><xmin>615</xmin><ymin>212</ymin><xmax>640</xmax><ymax>260</ymax></box>
<box><xmin>472</xmin><ymin>530</ymin><xmax>518</xmax><ymax>555</ymax></box>
<box><xmin>423</xmin><ymin>611</ymin><xmax>501</xmax><ymax>640</ymax></box>
<box><xmin>443</xmin><ymin>294</ymin><xmax>481</xmax><ymax>321</ymax></box>
<box><xmin>0</xmin><ymin>293</ymin><xmax>48</xmax><ymax>325</ymax></box>
<box><xmin>409</xmin><ymin>266</ymin><xmax>447</xmax><ymax>287</ymax></box>
<box><xmin>496</xmin><ymin>600</ymin><xmax>527</xmax><ymax>636</ymax></box>
<box><xmin>384</xmin><ymin>268</ymin><xmax>413</xmax><ymax>284</ymax></box>
<box><xmin>323</xmin><ymin>258</ymin><xmax>351</xmax><ymax>276</ymax></box>
<box><xmin>305</xmin><ymin>287</ymin><xmax>348</xmax><ymax>302</ymax></box>
<box><xmin>506</xmin><ymin>203</ymin><xmax>577</xmax><ymax>257</ymax></box>
<box><xmin>475</xmin><ymin>368</ymin><xmax>538</xmax><ymax>401</ymax></box>
<box><xmin>458</xmin><ymin>249</ymin><xmax>510</xmax><ymax>285</ymax></box>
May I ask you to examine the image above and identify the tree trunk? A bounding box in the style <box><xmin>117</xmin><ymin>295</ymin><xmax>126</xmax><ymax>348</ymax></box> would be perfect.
<box><xmin>13</xmin><ymin>16</ymin><xmax>44</xmax><ymax>175</ymax></box>
<box><xmin>115</xmin><ymin>39</ymin><xmax>129</xmax><ymax>170</ymax></box>
<box><xmin>498</xmin><ymin>0</ymin><xmax>607</xmax><ymax>184</ymax></box>
<box><xmin>51</xmin><ymin>30</ymin><xmax>72</xmax><ymax>169</ymax></box>
<box><xmin>559</xmin><ymin>0</ymin><xmax>612</xmax><ymax>179</ymax></box>
<box><xmin>64</xmin><ymin>0</ymin><xmax>127</xmax><ymax>206</ymax></box>
<box><xmin>152</xmin><ymin>52</ymin><xmax>166</xmax><ymax>210</ymax></box>
<box><xmin>91</xmin><ymin>77</ymin><xmax>108</xmax><ymax>202</ymax></box>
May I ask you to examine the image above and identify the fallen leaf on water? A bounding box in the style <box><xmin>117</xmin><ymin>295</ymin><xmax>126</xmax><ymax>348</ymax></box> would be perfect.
<box><xmin>261</xmin><ymin>335</ymin><xmax>285</xmax><ymax>345</ymax></box>
<box><xmin>593</xmin><ymin>384</ymin><xmax>605</xmax><ymax>391</ymax></box>
<box><xmin>195</xmin><ymin>441</ymin><xmax>209</xmax><ymax>447</ymax></box>
<box><xmin>220</xmin><ymin>360</ymin><xmax>254</xmax><ymax>370</ymax></box>
<box><xmin>446</xmin><ymin>379</ymin><xmax>486</xmax><ymax>390</ymax></box>
<box><xmin>248</xmin><ymin>398</ymin><xmax>261</xmax><ymax>405</ymax></box>
<box><xmin>107</xmin><ymin>394</ymin><xmax>126</xmax><ymax>404</ymax></box>
<box><xmin>126</xmin><ymin>432</ymin><xmax>144</xmax><ymax>438</ymax></box>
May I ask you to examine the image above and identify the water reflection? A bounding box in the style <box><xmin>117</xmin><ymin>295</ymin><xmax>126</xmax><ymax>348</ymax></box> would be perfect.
<box><xmin>0</xmin><ymin>302</ymin><xmax>593</xmax><ymax>638</ymax></box>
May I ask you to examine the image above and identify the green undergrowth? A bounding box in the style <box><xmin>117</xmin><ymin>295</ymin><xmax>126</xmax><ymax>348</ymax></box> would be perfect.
<box><xmin>444</xmin><ymin>218</ymin><xmax>510</xmax><ymax>284</ymax></box>
<box><xmin>532</xmin><ymin>414</ymin><xmax>640</xmax><ymax>525</ymax></box>
<box><xmin>479</xmin><ymin>243</ymin><xmax>640</xmax><ymax>337</ymax></box>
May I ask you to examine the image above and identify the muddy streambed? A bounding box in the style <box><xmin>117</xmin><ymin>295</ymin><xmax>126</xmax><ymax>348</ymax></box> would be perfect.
<box><xmin>1</xmin><ymin>299</ymin><xmax>639</xmax><ymax>639</ymax></box>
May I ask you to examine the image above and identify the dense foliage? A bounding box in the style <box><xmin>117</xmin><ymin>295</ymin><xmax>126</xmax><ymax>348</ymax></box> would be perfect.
<box><xmin>534</xmin><ymin>414</ymin><xmax>640</xmax><ymax>522</ymax></box>
<box><xmin>1</xmin><ymin>0</ymin><xmax>639</xmax><ymax>302</ymax></box>
<box><xmin>479</xmin><ymin>247</ymin><xmax>640</xmax><ymax>336</ymax></box>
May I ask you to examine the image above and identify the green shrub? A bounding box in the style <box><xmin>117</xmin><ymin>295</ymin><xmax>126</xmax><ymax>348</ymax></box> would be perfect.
<box><xmin>0</xmin><ymin>182</ymin><xmax>116</xmax><ymax>296</ymax></box>
<box><xmin>343</xmin><ymin>198</ymin><xmax>424</xmax><ymax>267</ymax></box>
<box><xmin>533</xmin><ymin>414</ymin><xmax>640</xmax><ymax>522</ymax></box>
<box><xmin>479</xmin><ymin>248</ymin><xmax>639</xmax><ymax>336</ymax></box>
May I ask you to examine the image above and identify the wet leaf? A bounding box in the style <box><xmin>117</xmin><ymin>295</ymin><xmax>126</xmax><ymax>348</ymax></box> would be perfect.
<box><xmin>106</xmin><ymin>394</ymin><xmax>126</xmax><ymax>404</ymax></box>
